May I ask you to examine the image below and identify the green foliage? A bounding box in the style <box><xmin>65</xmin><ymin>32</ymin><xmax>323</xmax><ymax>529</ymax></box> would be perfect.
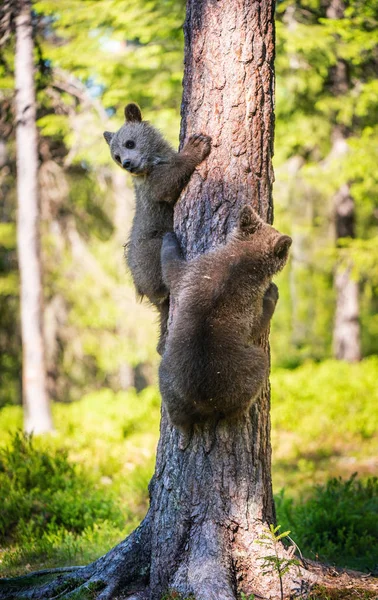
<box><xmin>272</xmin><ymin>357</ymin><xmax>378</xmax><ymax>442</ymax></box>
<box><xmin>37</xmin><ymin>114</ymin><xmax>72</xmax><ymax>139</ymax></box>
<box><xmin>0</xmin><ymin>223</ymin><xmax>16</xmax><ymax>250</ymax></box>
<box><xmin>0</xmin><ymin>386</ymin><xmax>160</xmax><ymax>574</ymax></box>
<box><xmin>43</xmin><ymin>230</ymin><xmax>158</xmax><ymax>403</ymax></box>
<box><xmin>271</xmin><ymin>357</ymin><xmax>378</xmax><ymax>491</ymax></box>
<box><xmin>0</xmin><ymin>272</ymin><xmax>18</xmax><ymax>295</ymax></box>
<box><xmin>66</xmin><ymin>173</ymin><xmax>114</xmax><ymax>241</ymax></box>
<box><xmin>0</xmin><ymin>222</ymin><xmax>20</xmax><ymax>408</ymax></box>
<box><xmin>0</xmin><ymin>432</ymin><xmax>124</xmax><ymax>570</ymax></box>
<box><xmin>276</xmin><ymin>476</ymin><xmax>378</xmax><ymax>572</ymax></box>
<box><xmin>275</xmin><ymin>0</ymin><xmax>378</xmax><ymax>159</ymax></box>
<box><xmin>273</xmin><ymin>0</ymin><xmax>378</xmax><ymax>361</ymax></box>
<box><xmin>33</xmin><ymin>0</ymin><xmax>184</xmax><ymax>143</ymax></box>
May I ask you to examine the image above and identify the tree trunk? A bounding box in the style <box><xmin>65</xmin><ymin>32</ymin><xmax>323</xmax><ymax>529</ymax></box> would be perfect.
<box><xmin>332</xmin><ymin>158</ymin><xmax>361</xmax><ymax>363</ymax></box>
<box><xmin>326</xmin><ymin>0</ymin><xmax>361</xmax><ymax>363</ymax></box>
<box><xmin>163</xmin><ymin>4</ymin><xmax>276</xmax><ymax>596</ymax></box>
<box><xmin>144</xmin><ymin>3</ymin><xmax>292</xmax><ymax>597</ymax></box>
<box><xmin>333</xmin><ymin>260</ymin><xmax>361</xmax><ymax>362</ymax></box>
<box><xmin>15</xmin><ymin>0</ymin><xmax>53</xmax><ymax>433</ymax></box>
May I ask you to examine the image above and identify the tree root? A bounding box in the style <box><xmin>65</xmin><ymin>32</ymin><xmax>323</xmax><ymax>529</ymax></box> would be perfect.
<box><xmin>0</xmin><ymin>516</ymin><xmax>151</xmax><ymax>600</ymax></box>
<box><xmin>1</xmin><ymin>511</ymin><xmax>377</xmax><ymax>600</ymax></box>
<box><xmin>0</xmin><ymin>567</ymin><xmax>85</xmax><ymax>585</ymax></box>
<box><xmin>0</xmin><ymin>567</ymin><xmax>88</xmax><ymax>600</ymax></box>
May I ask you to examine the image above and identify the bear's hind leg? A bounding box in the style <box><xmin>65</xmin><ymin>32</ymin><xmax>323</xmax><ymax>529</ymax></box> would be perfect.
<box><xmin>159</xmin><ymin>360</ymin><xmax>198</xmax><ymax>431</ymax></box>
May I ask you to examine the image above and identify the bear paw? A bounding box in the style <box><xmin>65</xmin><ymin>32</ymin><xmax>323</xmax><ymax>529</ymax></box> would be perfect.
<box><xmin>265</xmin><ymin>282</ymin><xmax>279</xmax><ymax>305</ymax></box>
<box><xmin>185</xmin><ymin>133</ymin><xmax>212</xmax><ymax>163</ymax></box>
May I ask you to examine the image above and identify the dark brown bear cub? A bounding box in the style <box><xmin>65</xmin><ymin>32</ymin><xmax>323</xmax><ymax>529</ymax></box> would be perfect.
<box><xmin>104</xmin><ymin>103</ymin><xmax>211</xmax><ymax>353</ymax></box>
<box><xmin>159</xmin><ymin>205</ymin><xmax>292</xmax><ymax>429</ymax></box>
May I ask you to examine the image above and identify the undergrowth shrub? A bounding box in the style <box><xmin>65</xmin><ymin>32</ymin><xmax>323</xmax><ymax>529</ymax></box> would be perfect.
<box><xmin>271</xmin><ymin>357</ymin><xmax>378</xmax><ymax>446</ymax></box>
<box><xmin>0</xmin><ymin>432</ymin><xmax>124</xmax><ymax>569</ymax></box>
<box><xmin>270</xmin><ymin>357</ymin><xmax>378</xmax><ymax>491</ymax></box>
<box><xmin>276</xmin><ymin>475</ymin><xmax>378</xmax><ymax>572</ymax></box>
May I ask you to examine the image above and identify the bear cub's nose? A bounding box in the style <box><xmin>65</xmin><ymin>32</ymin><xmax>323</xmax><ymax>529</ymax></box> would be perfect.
<box><xmin>122</xmin><ymin>159</ymin><xmax>131</xmax><ymax>170</ymax></box>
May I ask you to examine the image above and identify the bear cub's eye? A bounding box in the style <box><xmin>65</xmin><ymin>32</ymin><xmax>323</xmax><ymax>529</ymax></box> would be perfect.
<box><xmin>125</xmin><ymin>140</ymin><xmax>135</xmax><ymax>149</ymax></box>
<box><xmin>114</xmin><ymin>155</ymin><xmax>121</xmax><ymax>163</ymax></box>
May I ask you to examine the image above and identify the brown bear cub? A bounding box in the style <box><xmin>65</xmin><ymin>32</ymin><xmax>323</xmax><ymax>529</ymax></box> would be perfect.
<box><xmin>159</xmin><ymin>205</ymin><xmax>292</xmax><ymax>429</ymax></box>
<box><xmin>104</xmin><ymin>103</ymin><xmax>211</xmax><ymax>353</ymax></box>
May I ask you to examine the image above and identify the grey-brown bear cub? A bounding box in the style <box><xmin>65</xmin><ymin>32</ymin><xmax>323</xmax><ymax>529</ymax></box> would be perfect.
<box><xmin>159</xmin><ymin>205</ymin><xmax>292</xmax><ymax>429</ymax></box>
<box><xmin>104</xmin><ymin>103</ymin><xmax>211</xmax><ymax>354</ymax></box>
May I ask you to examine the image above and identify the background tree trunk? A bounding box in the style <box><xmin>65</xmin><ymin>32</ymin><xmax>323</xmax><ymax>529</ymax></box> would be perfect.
<box><xmin>326</xmin><ymin>0</ymin><xmax>361</xmax><ymax>363</ymax></box>
<box><xmin>15</xmin><ymin>0</ymin><xmax>52</xmax><ymax>433</ymax></box>
<box><xmin>331</xmin><ymin>137</ymin><xmax>361</xmax><ymax>363</ymax></box>
<box><xmin>333</xmin><ymin>179</ymin><xmax>361</xmax><ymax>362</ymax></box>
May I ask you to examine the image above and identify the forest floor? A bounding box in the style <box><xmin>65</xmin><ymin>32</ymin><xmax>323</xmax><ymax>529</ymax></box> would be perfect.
<box><xmin>0</xmin><ymin>358</ymin><xmax>377</xmax><ymax>598</ymax></box>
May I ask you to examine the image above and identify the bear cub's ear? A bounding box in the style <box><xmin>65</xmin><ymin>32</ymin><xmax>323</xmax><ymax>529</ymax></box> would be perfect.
<box><xmin>274</xmin><ymin>235</ymin><xmax>292</xmax><ymax>260</ymax></box>
<box><xmin>239</xmin><ymin>205</ymin><xmax>262</xmax><ymax>234</ymax></box>
<box><xmin>103</xmin><ymin>131</ymin><xmax>114</xmax><ymax>145</ymax></box>
<box><xmin>125</xmin><ymin>103</ymin><xmax>142</xmax><ymax>123</ymax></box>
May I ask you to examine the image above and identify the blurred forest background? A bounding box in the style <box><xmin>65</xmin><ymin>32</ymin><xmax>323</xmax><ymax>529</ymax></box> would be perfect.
<box><xmin>0</xmin><ymin>0</ymin><xmax>377</xmax><ymax>580</ymax></box>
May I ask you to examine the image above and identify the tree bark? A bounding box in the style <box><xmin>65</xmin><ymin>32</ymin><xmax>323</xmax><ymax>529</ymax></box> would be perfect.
<box><xmin>15</xmin><ymin>0</ymin><xmax>53</xmax><ymax>432</ymax></box>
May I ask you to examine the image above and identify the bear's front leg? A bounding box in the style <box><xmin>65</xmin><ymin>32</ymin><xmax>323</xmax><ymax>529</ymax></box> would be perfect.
<box><xmin>150</xmin><ymin>134</ymin><xmax>211</xmax><ymax>205</ymax></box>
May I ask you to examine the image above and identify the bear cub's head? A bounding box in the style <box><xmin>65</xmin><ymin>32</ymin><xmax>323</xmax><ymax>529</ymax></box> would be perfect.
<box><xmin>103</xmin><ymin>103</ymin><xmax>172</xmax><ymax>176</ymax></box>
<box><xmin>235</xmin><ymin>205</ymin><xmax>292</xmax><ymax>277</ymax></box>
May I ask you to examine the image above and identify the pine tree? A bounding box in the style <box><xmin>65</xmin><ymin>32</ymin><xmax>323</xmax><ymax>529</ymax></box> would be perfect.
<box><xmin>15</xmin><ymin>0</ymin><xmax>52</xmax><ymax>433</ymax></box>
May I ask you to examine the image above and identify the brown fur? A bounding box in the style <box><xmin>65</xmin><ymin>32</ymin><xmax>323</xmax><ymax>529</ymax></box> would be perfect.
<box><xmin>159</xmin><ymin>205</ymin><xmax>292</xmax><ymax>429</ymax></box>
<box><xmin>104</xmin><ymin>103</ymin><xmax>211</xmax><ymax>353</ymax></box>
